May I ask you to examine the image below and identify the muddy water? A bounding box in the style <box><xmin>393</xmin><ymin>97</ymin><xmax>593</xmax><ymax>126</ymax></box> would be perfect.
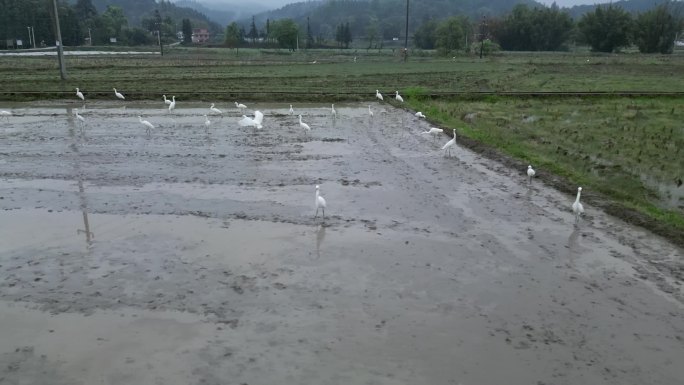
<box><xmin>1</xmin><ymin>102</ymin><xmax>683</xmax><ymax>385</ymax></box>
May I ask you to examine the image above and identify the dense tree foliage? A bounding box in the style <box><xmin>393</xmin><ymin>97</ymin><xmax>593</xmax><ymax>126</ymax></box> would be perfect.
<box><xmin>90</xmin><ymin>0</ymin><xmax>219</xmax><ymax>34</ymax></box>
<box><xmin>414</xmin><ymin>16</ymin><xmax>472</xmax><ymax>53</ymax></box>
<box><xmin>0</xmin><ymin>0</ymin><xmax>214</xmax><ymax>47</ymax></box>
<box><xmin>182</xmin><ymin>18</ymin><xmax>193</xmax><ymax>44</ymax></box>
<box><xmin>566</xmin><ymin>0</ymin><xmax>681</xmax><ymax>19</ymax></box>
<box><xmin>633</xmin><ymin>2</ymin><xmax>683</xmax><ymax>53</ymax></box>
<box><xmin>269</xmin><ymin>19</ymin><xmax>299</xmax><ymax>50</ymax></box>
<box><xmin>578</xmin><ymin>4</ymin><xmax>634</xmax><ymax>52</ymax></box>
<box><xmin>490</xmin><ymin>4</ymin><xmax>573</xmax><ymax>51</ymax></box>
<box><xmin>413</xmin><ymin>19</ymin><xmax>438</xmax><ymax>49</ymax></box>
<box><xmin>335</xmin><ymin>22</ymin><xmax>352</xmax><ymax>48</ymax></box>
<box><xmin>1</xmin><ymin>0</ymin><xmax>681</xmax><ymax>53</ymax></box>
<box><xmin>435</xmin><ymin>17</ymin><xmax>467</xmax><ymax>55</ymax></box>
<box><xmin>249</xmin><ymin>0</ymin><xmax>540</xmax><ymax>46</ymax></box>
<box><xmin>224</xmin><ymin>22</ymin><xmax>242</xmax><ymax>52</ymax></box>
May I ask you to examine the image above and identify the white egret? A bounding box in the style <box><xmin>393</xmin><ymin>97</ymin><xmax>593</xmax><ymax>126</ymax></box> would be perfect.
<box><xmin>415</xmin><ymin>111</ymin><xmax>426</xmax><ymax>118</ymax></box>
<box><xmin>395</xmin><ymin>91</ymin><xmax>404</xmax><ymax>102</ymax></box>
<box><xmin>331</xmin><ymin>104</ymin><xmax>337</xmax><ymax>119</ymax></box>
<box><xmin>113</xmin><ymin>88</ymin><xmax>125</xmax><ymax>100</ymax></box>
<box><xmin>0</xmin><ymin>110</ymin><xmax>11</xmax><ymax>122</ymax></box>
<box><xmin>168</xmin><ymin>96</ymin><xmax>176</xmax><ymax>112</ymax></box>
<box><xmin>368</xmin><ymin>105</ymin><xmax>374</xmax><ymax>117</ymax></box>
<box><xmin>289</xmin><ymin>104</ymin><xmax>294</xmax><ymax>115</ymax></box>
<box><xmin>238</xmin><ymin>110</ymin><xmax>264</xmax><ymax>129</ymax></box>
<box><xmin>314</xmin><ymin>185</ymin><xmax>326</xmax><ymax>219</ymax></box>
<box><xmin>163</xmin><ymin>94</ymin><xmax>171</xmax><ymax>105</ymax></box>
<box><xmin>572</xmin><ymin>187</ymin><xmax>584</xmax><ymax>224</ymax></box>
<box><xmin>354</xmin><ymin>56</ymin><xmax>357</xmax><ymax>62</ymax></box>
<box><xmin>441</xmin><ymin>129</ymin><xmax>456</xmax><ymax>157</ymax></box>
<box><xmin>204</xmin><ymin>114</ymin><xmax>211</xmax><ymax>128</ymax></box>
<box><xmin>74</xmin><ymin>108</ymin><xmax>85</xmax><ymax>125</ymax></box>
<box><xmin>298</xmin><ymin>115</ymin><xmax>311</xmax><ymax>132</ymax></box>
<box><xmin>138</xmin><ymin>115</ymin><xmax>155</xmax><ymax>134</ymax></box>
<box><xmin>421</xmin><ymin>127</ymin><xmax>443</xmax><ymax>142</ymax></box>
<box><xmin>210</xmin><ymin>103</ymin><xmax>222</xmax><ymax>115</ymax></box>
<box><xmin>527</xmin><ymin>165</ymin><xmax>536</xmax><ymax>184</ymax></box>
<box><xmin>235</xmin><ymin>101</ymin><xmax>247</xmax><ymax>110</ymax></box>
<box><xmin>75</xmin><ymin>88</ymin><xmax>84</xmax><ymax>101</ymax></box>
<box><xmin>375</xmin><ymin>90</ymin><xmax>383</xmax><ymax>101</ymax></box>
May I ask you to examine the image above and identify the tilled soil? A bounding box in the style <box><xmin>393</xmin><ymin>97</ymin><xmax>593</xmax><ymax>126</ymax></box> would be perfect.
<box><xmin>0</xmin><ymin>101</ymin><xmax>682</xmax><ymax>385</ymax></box>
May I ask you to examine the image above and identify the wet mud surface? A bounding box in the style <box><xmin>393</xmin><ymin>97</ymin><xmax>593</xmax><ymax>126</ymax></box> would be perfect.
<box><xmin>0</xmin><ymin>101</ymin><xmax>683</xmax><ymax>385</ymax></box>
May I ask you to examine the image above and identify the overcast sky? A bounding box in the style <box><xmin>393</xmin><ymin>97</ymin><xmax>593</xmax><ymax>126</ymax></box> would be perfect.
<box><xmin>201</xmin><ymin>0</ymin><xmax>617</xmax><ymax>9</ymax></box>
<box><xmin>537</xmin><ymin>0</ymin><xmax>615</xmax><ymax>6</ymax></box>
<box><xmin>199</xmin><ymin>0</ymin><xmax>617</xmax><ymax>8</ymax></box>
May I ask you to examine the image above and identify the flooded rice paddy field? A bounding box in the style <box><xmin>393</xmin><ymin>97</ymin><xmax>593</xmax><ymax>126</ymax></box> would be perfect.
<box><xmin>0</xmin><ymin>101</ymin><xmax>682</xmax><ymax>385</ymax></box>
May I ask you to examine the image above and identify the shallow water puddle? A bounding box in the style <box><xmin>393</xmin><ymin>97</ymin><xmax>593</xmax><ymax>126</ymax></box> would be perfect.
<box><xmin>1</xmin><ymin>102</ymin><xmax>683</xmax><ymax>384</ymax></box>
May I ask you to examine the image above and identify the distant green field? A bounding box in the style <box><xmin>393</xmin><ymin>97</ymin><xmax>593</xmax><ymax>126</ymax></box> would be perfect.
<box><xmin>1</xmin><ymin>46</ymin><xmax>683</xmax><ymax>98</ymax></box>
<box><xmin>0</xmin><ymin>46</ymin><xmax>682</xmax><ymax>243</ymax></box>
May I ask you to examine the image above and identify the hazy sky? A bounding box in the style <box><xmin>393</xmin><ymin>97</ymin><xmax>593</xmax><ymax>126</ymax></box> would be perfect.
<box><xmin>537</xmin><ymin>0</ymin><xmax>615</xmax><ymax>6</ymax></box>
<box><xmin>200</xmin><ymin>0</ymin><xmax>618</xmax><ymax>9</ymax></box>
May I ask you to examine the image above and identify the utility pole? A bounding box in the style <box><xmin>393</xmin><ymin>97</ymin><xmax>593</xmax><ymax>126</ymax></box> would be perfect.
<box><xmin>404</xmin><ymin>0</ymin><xmax>409</xmax><ymax>62</ymax></box>
<box><xmin>27</xmin><ymin>26</ymin><xmax>32</xmax><ymax>48</ymax></box>
<box><xmin>52</xmin><ymin>0</ymin><xmax>67</xmax><ymax>79</ymax></box>
<box><xmin>157</xmin><ymin>29</ymin><xmax>164</xmax><ymax>56</ymax></box>
<box><xmin>479</xmin><ymin>16</ymin><xmax>487</xmax><ymax>60</ymax></box>
<box><xmin>88</xmin><ymin>28</ymin><xmax>92</xmax><ymax>46</ymax></box>
<box><xmin>31</xmin><ymin>27</ymin><xmax>36</xmax><ymax>48</ymax></box>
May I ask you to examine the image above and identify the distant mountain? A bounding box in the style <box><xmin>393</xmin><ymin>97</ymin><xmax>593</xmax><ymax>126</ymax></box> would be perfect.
<box><xmin>173</xmin><ymin>0</ymin><xmax>269</xmax><ymax>26</ymax></box>
<box><xmin>241</xmin><ymin>0</ymin><xmax>544</xmax><ymax>39</ymax></box>
<box><xmin>90</xmin><ymin>0</ymin><xmax>221</xmax><ymax>32</ymax></box>
<box><xmin>565</xmin><ymin>0</ymin><xmax>684</xmax><ymax>18</ymax></box>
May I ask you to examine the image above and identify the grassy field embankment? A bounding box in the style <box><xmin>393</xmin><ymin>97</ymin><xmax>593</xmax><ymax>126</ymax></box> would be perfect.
<box><xmin>403</xmin><ymin>94</ymin><xmax>684</xmax><ymax>244</ymax></box>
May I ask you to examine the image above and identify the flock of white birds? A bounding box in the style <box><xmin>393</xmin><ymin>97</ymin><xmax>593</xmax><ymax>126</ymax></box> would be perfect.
<box><xmin>0</xmin><ymin>88</ymin><xmax>585</xmax><ymax>224</ymax></box>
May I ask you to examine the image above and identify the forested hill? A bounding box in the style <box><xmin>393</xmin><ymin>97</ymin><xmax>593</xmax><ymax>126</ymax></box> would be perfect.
<box><xmin>566</xmin><ymin>0</ymin><xmax>684</xmax><ymax>19</ymax></box>
<box><xmin>245</xmin><ymin>0</ymin><xmax>542</xmax><ymax>38</ymax></box>
<box><xmin>90</xmin><ymin>0</ymin><xmax>220</xmax><ymax>31</ymax></box>
<box><xmin>174</xmin><ymin>0</ymin><xmax>268</xmax><ymax>26</ymax></box>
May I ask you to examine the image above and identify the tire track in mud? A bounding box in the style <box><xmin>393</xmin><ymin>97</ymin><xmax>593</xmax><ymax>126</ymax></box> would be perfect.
<box><xmin>353</xmin><ymin>113</ymin><xmax>476</xmax><ymax>236</ymax></box>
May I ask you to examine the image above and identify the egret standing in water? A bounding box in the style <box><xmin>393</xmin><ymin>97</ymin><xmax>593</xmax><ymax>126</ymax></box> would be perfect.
<box><xmin>572</xmin><ymin>187</ymin><xmax>584</xmax><ymax>224</ymax></box>
<box><xmin>168</xmin><ymin>96</ymin><xmax>176</xmax><ymax>112</ymax></box>
<box><xmin>204</xmin><ymin>115</ymin><xmax>211</xmax><ymax>129</ymax></box>
<box><xmin>113</xmin><ymin>88</ymin><xmax>125</xmax><ymax>100</ymax></box>
<box><xmin>298</xmin><ymin>115</ymin><xmax>311</xmax><ymax>133</ymax></box>
<box><xmin>74</xmin><ymin>108</ymin><xmax>85</xmax><ymax>124</ymax></box>
<box><xmin>0</xmin><ymin>110</ymin><xmax>11</xmax><ymax>122</ymax></box>
<box><xmin>527</xmin><ymin>165</ymin><xmax>536</xmax><ymax>184</ymax></box>
<box><xmin>368</xmin><ymin>105</ymin><xmax>374</xmax><ymax>118</ymax></box>
<box><xmin>441</xmin><ymin>129</ymin><xmax>456</xmax><ymax>157</ymax></box>
<box><xmin>289</xmin><ymin>105</ymin><xmax>294</xmax><ymax>115</ymax></box>
<box><xmin>376</xmin><ymin>90</ymin><xmax>383</xmax><ymax>101</ymax></box>
<box><xmin>235</xmin><ymin>101</ymin><xmax>247</xmax><ymax>111</ymax></box>
<box><xmin>163</xmin><ymin>95</ymin><xmax>171</xmax><ymax>105</ymax></box>
<box><xmin>76</xmin><ymin>88</ymin><xmax>84</xmax><ymax>101</ymax></box>
<box><xmin>421</xmin><ymin>127</ymin><xmax>443</xmax><ymax>142</ymax></box>
<box><xmin>210</xmin><ymin>103</ymin><xmax>222</xmax><ymax>115</ymax></box>
<box><xmin>331</xmin><ymin>104</ymin><xmax>337</xmax><ymax>119</ymax></box>
<box><xmin>314</xmin><ymin>185</ymin><xmax>326</xmax><ymax>219</ymax></box>
<box><xmin>395</xmin><ymin>91</ymin><xmax>404</xmax><ymax>102</ymax></box>
<box><xmin>138</xmin><ymin>116</ymin><xmax>155</xmax><ymax>135</ymax></box>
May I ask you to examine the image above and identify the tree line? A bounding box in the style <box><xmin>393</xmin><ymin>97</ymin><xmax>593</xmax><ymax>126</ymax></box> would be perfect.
<box><xmin>0</xmin><ymin>0</ymin><xmax>207</xmax><ymax>48</ymax></box>
<box><xmin>414</xmin><ymin>2</ymin><xmax>683</xmax><ymax>55</ymax></box>
<box><xmin>227</xmin><ymin>1</ymin><xmax>681</xmax><ymax>54</ymax></box>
